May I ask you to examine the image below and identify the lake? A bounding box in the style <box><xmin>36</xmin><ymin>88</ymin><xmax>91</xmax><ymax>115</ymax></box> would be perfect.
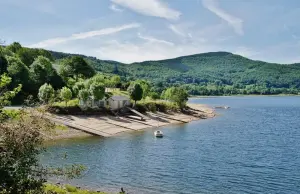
<box><xmin>41</xmin><ymin>96</ymin><xmax>300</xmax><ymax>194</ymax></box>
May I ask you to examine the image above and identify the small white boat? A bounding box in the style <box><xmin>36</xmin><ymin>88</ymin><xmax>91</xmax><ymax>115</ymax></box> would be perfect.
<box><xmin>154</xmin><ymin>130</ymin><xmax>163</xmax><ymax>138</ymax></box>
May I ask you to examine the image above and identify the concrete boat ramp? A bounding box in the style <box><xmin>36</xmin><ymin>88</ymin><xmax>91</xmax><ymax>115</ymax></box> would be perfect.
<box><xmin>48</xmin><ymin>112</ymin><xmax>200</xmax><ymax>137</ymax></box>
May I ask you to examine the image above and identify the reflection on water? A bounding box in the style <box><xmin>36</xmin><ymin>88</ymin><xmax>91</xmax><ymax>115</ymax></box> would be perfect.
<box><xmin>41</xmin><ymin>96</ymin><xmax>300</xmax><ymax>194</ymax></box>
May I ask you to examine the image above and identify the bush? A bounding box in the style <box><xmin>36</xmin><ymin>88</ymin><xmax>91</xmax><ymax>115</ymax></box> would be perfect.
<box><xmin>0</xmin><ymin>109</ymin><xmax>20</xmax><ymax>120</ymax></box>
<box><xmin>135</xmin><ymin>100</ymin><xmax>179</xmax><ymax>113</ymax></box>
<box><xmin>65</xmin><ymin>184</ymin><xmax>77</xmax><ymax>192</ymax></box>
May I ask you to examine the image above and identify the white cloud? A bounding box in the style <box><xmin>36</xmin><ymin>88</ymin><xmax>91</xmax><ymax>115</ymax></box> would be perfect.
<box><xmin>29</xmin><ymin>23</ymin><xmax>140</xmax><ymax>48</ymax></box>
<box><xmin>202</xmin><ymin>0</ymin><xmax>244</xmax><ymax>35</ymax></box>
<box><xmin>138</xmin><ymin>33</ymin><xmax>174</xmax><ymax>46</ymax></box>
<box><xmin>110</xmin><ymin>4</ymin><xmax>124</xmax><ymax>12</ymax></box>
<box><xmin>95</xmin><ymin>39</ymin><xmax>219</xmax><ymax>63</ymax></box>
<box><xmin>110</xmin><ymin>0</ymin><xmax>181</xmax><ymax>20</ymax></box>
<box><xmin>168</xmin><ymin>24</ymin><xmax>186</xmax><ymax>37</ymax></box>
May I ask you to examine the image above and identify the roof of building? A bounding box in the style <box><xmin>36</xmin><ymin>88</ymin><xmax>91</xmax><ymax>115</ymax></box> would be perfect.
<box><xmin>109</xmin><ymin>95</ymin><xmax>130</xmax><ymax>101</ymax></box>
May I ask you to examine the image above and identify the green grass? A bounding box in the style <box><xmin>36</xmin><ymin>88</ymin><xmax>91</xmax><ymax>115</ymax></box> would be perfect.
<box><xmin>111</xmin><ymin>90</ymin><xmax>129</xmax><ymax>97</ymax></box>
<box><xmin>53</xmin><ymin>98</ymin><xmax>79</xmax><ymax>107</ymax></box>
<box><xmin>1</xmin><ymin>109</ymin><xmax>21</xmax><ymax>119</ymax></box>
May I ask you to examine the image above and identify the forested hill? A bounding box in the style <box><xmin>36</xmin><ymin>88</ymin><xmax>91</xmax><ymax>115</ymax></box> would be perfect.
<box><xmin>49</xmin><ymin>50</ymin><xmax>300</xmax><ymax>95</ymax></box>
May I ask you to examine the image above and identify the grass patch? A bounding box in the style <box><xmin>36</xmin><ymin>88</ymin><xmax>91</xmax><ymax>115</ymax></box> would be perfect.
<box><xmin>111</xmin><ymin>90</ymin><xmax>129</xmax><ymax>97</ymax></box>
<box><xmin>53</xmin><ymin>99</ymin><xmax>79</xmax><ymax>107</ymax></box>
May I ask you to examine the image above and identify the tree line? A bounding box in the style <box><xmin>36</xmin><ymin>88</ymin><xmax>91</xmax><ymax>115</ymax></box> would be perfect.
<box><xmin>1</xmin><ymin>42</ymin><xmax>189</xmax><ymax>109</ymax></box>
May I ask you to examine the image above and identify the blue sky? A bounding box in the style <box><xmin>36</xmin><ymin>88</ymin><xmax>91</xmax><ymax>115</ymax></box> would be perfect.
<box><xmin>1</xmin><ymin>0</ymin><xmax>300</xmax><ymax>64</ymax></box>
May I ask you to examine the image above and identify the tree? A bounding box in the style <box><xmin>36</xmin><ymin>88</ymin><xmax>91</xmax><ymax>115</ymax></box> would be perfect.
<box><xmin>6</xmin><ymin>56</ymin><xmax>30</xmax><ymax>89</ymax></box>
<box><xmin>16</xmin><ymin>47</ymin><xmax>36</xmax><ymax>66</ymax></box>
<box><xmin>59</xmin><ymin>56</ymin><xmax>95</xmax><ymax>80</ymax></box>
<box><xmin>0</xmin><ymin>53</ymin><xmax>8</xmax><ymax>74</ymax></box>
<box><xmin>164</xmin><ymin>87</ymin><xmax>188</xmax><ymax>109</ymax></box>
<box><xmin>127</xmin><ymin>83</ymin><xmax>143</xmax><ymax>105</ymax></box>
<box><xmin>30</xmin><ymin>56</ymin><xmax>64</xmax><ymax>90</ymax></box>
<box><xmin>38</xmin><ymin>83</ymin><xmax>54</xmax><ymax>104</ymax></box>
<box><xmin>6</xmin><ymin>42</ymin><xmax>22</xmax><ymax>53</ymax></box>
<box><xmin>72</xmin><ymin>81</ymin><xmax>85</xmax><ymax>96</ymax></box>
<box><xmin>78</xmin><ymin>89</ymin><xmax>89</xmax><ymax>103</ymax></box>
<box><xmin>0</xmin><ymin>74</ymin><xmax>21</xmax><ymax>116</ymax></box>
<box><xmin>60</xmin><ymin>87</ymin><xmax>72</xmax><ymax>106</ymax></box>
<box><xmin>135</xmin><ymin>80</ymin><xmax>150</xmax><ymax>99</ymax></box>
<box><xmin>89</xmin><ymin>83</ymin><xmax>105</xmax><ymax>100</ymax></box>
<box><xmin>110</xmin><ymin>75</ymin><xmax>121</xmax><ymax>87</ymax></box>
<box><xmin>0</xmin><ymin>109</ymin><xmax>86</xmax><ymax>194</ymax></box>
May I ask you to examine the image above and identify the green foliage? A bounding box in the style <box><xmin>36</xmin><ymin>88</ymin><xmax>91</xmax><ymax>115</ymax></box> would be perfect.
<box><xmin>89</xmin><ymin>83</ymin><xmax>105</xmax><ymax>100</ymax></box>
<box><xmin>148</xmin><ymin>91</ymin><xmax>160</xmax><ymax>100</ymax></box>
<box><xmin>6</xmin><ymin>42</ymin><xmax>22</xmax><ymax>53</ymax></box>
<box><xmin>127</xmin><ymin>83</ymin><xmax>143</xmax><ymax>104</ymax></box>
<box><xmin>5</xmin><ymin>42</ymin><xmax>54</xmax><ymax>66</ymax></box>
<box><xmin>1</xmin><ymin>109</ymin><xmax>20</xmax><ymax>120</ymax></box>
<box><xmin>0</xmin><ymin>53</ymin><xmax>8</xmax><ymax>74</ymax></box>
<box><xmin>59</xmin><ymin>56</ymin><xmax>95</xmax><ymax>80</ymax></box>
<box><xmin>64</xmin><ymin>184</ymin><xmax>77</xmax><ymax>192</ymax></box>
<box><xmin>0</xmin><ymin>110</ymin><xmax>54</xmax><ymax>194</ymax></box>
<box><xmin>164</xmin><ymin>87</ymin><xmax>188</xmax><ymax>108</ymax></box>
<box><xmin>72</xmin><ymin>81</ymin><xmax>85</xmax><ymax>96</ymax></box>
<box><xmin>134</xmin><ymin>80</ymin><xmax>151</xmax><ymax>99</ymax></box>
<box><xmin>30</xmin><ymin>56</ymin><xmax>64</xmax><ymax>90</ymax></box>
<box><xmin>78</xmin><ymin>89</ymin><xmax>89</xmax><ymax>102</ymax></box>
<box><xmin>60</xmin><ymin>87</ymin><xmax>72</xmax><ymax>106</ymax></box>
<box><xmin>53</xmin><ymin>98</ymin><xmax>79</xmax><ymax>107</ymax></box>
<box><xmin>6</xmin><ymin>56</ymin><xmax>30</xmax><ymax>89</ymax></box>
<box><xmin>136</xmin><ymin>99</ymin><xmax>179</xmax><ymax>113</ymax></box>
<box><xmin>38</xmin><ymin>83</ymin><xmax>55</xmax><ymax>103</ymax></box>
<box><xmin>74</xmin><ymin>51</ymin><xmax>300</xmax><ymax>95</ymax></box>
<box><xmin>0</xmin><ymin>74</ymin><xmax>22</xmax><ymax>111</ymax></box>
<box><xmin>0</xmin><ymin>109</ymin><xmax>86</xmax><ymax>194</ymax></box>
<box><xmin>110</xmin><ymin>75</ymin><xmax>121</xmax><ymax>87</ymax></box>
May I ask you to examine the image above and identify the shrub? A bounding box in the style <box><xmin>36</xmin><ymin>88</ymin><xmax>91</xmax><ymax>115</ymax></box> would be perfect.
<box><xmin>65</xmin><ymin>184</ymin><xmax>77</xmax><ymax>192</ymax></box>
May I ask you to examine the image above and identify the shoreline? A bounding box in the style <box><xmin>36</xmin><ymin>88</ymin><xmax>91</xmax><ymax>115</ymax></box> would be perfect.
<box><xmin>46</xmin><ymin>103</ymin><xmax>216</xmax><ymax>140</ymax></box>
<box><xmin>190</xmin><ymin>94</ymin><xmax>300</xmax><ymax>98</ymax></box>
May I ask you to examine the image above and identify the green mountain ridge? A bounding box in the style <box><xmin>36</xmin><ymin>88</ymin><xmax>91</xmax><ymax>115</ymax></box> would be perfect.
<box><xmin>49</xmin><ymin>50</ymin><xmax>300</xmax><ymax>94</ymax></box>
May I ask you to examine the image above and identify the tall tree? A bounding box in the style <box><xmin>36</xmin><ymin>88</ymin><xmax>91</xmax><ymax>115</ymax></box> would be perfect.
<box><xmin>135</xmin><ymin>80</ymin><xmax>151</xmax><ymax>99</ymax></box>
<box><xmin>6</xmin><ymin>56</ymin><xmax>30</xmax><ymax>89</ymax></box>
<box><xmin>72</xmin><ymin>81</ymin><xmax>85</xmax><ymax>96</ymax></box>
<box><xmin>6</xmin><ymin>42</ymin><xmax>22</xmax><ymax>53</ymax></box>
<box><xmin>30</xmin><ymin>56</ymin><xmax>64</xmax><ymax>90</ymax></box>
<box><xmin>110</xmin><ymin>75</ymin><xmax>121</xmax><ymax>87</ymax></box>
<box><xmin>127</xmin><ymin>83</ymin><xmax>143</xmax><ymax>105</ymax></box>
<box><xmin>38</xmin><ymin>83</ymin><xmax>54</xmax><ymax>104</ymax></box>
<box><xmin>164</xmin><ymin>87</ymin><xmax>188</xmax><ymax>109</ymax></box>
<box><xmin>0</xmin><ymin>53</ymin><xmax>8</xmax><ymax>74</ymax></box>
<box><xmin>0</xmin><ymin>74</ymin><xmax>21</xmax><ymax>115</ymax></box>
<box><xmin>78</xmin><ymin>89</ymin><xmax>89</xmax><ymax>103</ymax></box>
<box><xmin>60</xmin><ymin>87</ymin><xmax>72</xmax><ymax>106</ymax></box>
<box><xmin>89</xmin><ymin>83</ymin><xmax>105</xmax><ymax>100</ymax></box>
<box><xmin>59</xmin><ymin>56</ymin><xmax>95</xmax><ymax>80</ymax></box>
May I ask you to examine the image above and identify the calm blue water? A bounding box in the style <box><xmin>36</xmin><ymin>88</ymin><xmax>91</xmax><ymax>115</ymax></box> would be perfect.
<box><xmin>41</xmin><ymin>96</ymin><xmax>300</xmax><ymax>194</ymax></box>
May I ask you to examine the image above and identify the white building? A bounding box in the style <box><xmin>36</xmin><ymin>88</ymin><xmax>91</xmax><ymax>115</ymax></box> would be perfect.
<box><xmin>108</xmin><ymin>95</ymin><xmax>130</xmax><ymax>110</ymax></box>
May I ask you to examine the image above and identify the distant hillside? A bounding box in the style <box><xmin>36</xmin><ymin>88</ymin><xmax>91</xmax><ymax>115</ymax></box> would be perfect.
<box><xmin>49</xmin><ymin>50</ymin><xmax>300</xmax><ymax>95</ymax></box>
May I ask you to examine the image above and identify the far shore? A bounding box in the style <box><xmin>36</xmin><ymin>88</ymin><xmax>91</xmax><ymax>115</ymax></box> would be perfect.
<box><xmin>45</xmin><ymin>103</ymin><xmax>216</xmax><ymax>141</ymax></box>
<box><xmin>190</xmin><ymin>94</ymin><xmax>300</xmax><ymax>98</ymax></box>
